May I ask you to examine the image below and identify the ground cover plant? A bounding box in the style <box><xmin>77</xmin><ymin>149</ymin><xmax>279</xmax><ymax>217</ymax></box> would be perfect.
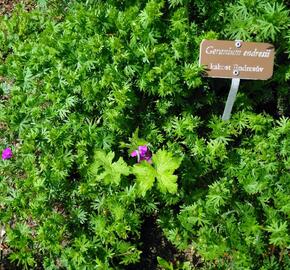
<box><xmin>0</xmin><ymin>0</ymin><xmax>289</xmax><ymax>269</ymax></box>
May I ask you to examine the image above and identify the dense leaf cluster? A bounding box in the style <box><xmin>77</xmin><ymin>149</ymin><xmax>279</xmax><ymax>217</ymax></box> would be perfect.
<box><xmin>0</xmin><ymin>0</ymin><xmax>289</xmax><ymax>269</ymax></box>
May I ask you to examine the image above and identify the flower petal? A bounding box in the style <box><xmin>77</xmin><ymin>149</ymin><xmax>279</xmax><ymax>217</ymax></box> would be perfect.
<box><xmin>2</xmin><ymin>148</ymin><xmax>13</xmax><ymax>160</ymax></box>
<box><xmin>130</xmin><ymin>150</ymin><xmax>138</xmax><ymax>157</ymax></box>
<box><xmin>138</xmin><ymin>145</ymin><xmax>148</xmax><ymax>156</ymax></box>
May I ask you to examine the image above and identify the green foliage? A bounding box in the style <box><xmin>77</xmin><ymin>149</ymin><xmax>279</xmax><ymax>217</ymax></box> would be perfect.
<box><xmin>0</xmin><ymin>0</ymin><xmax>289</xmax><ymax>269</ymax></box>
<box><xmin>90</xmin><ymin>151</ymin><xmax>130</xmax><ymax>185</ymax></box>
<box><xmin>224</xmin><ymin>0</ymin><xmax>290</xmax><ymax>42</ymax></box>
<box><xmin>132</xmin><ymin>149</ymin><xmax>181</xmax><ymax>196</ymax></box>
<box><xmin>153</xmin><ymin>150</ymin><xmax>182</xmax><ymax>194</ymax></box>
<box><xmin>132</xmin><ymin>161</ymin><xmax>156</xmax><ymax>196</ymax></box>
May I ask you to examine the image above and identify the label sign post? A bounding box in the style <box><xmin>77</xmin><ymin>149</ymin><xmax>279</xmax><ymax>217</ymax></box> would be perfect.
<box><xmin>199</xmin><ymin>40</ymin><xmax>275</xmax><ymax>120</ymax></box>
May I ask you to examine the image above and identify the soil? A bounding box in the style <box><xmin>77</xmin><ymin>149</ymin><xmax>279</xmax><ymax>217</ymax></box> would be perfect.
<box><xmin>125</xmin><ymin>214</ymin><xmax>202</xmax><ymax>270</ymax></box>
<box><xmin>0</xmin><ymin>0</ymin><xmax>34</xmax><ymax>16</ymax></box>
<box><xmin>0</xmin><ymin>0</ymin><xmax>19</xmax><ymax>15</ymax></box>
<box><xmin>0</xmin><ymin>258</ymin><xmax>21</xmax><ymax>270</ymax></box>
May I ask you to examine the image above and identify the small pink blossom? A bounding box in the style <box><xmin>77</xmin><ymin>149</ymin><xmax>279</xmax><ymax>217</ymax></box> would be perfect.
<box><xmin>2</xmin><ymin>148</ymin><xmax>13</xmax><ymax>160</ymax></box>
<box><xmin>138</xmin><ymin>145</ymin><xmax>148</xmax><ymax>156</ymax></box>
<box><xmin>131</xmin><ymin>150</ymin><xmax>138</xmax><ymax>157</ymax></box>
<box><xmin>131</xmin><ymin>145</ymin><xmax>152</xmax><ymax>163</ymax></box>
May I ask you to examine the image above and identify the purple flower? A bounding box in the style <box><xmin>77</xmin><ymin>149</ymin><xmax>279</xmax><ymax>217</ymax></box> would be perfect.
<box><xmin>2</xmin><ymin>148</ymin><xmax>13</xmax><ymax>160</ymax></box>
<box><xmin>138</xmin><ymin>145</ymin><xmax>148</xmax><ymax>156</ymax></box>
<box><xmin>131</xmin><ymin>145</ymin><xmax>152</xmax><ymax>163</ymax></box>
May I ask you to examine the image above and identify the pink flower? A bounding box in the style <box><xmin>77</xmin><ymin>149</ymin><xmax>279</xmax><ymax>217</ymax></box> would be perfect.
<box><xmin>2</xmin><ymin>148</ymin><xmax>13</xmax><ymax>160</ymax></box>
<box><xmin>131</xmin><ymin>145</ymin><xmax>152</xmax><ymax>163</ymax></box>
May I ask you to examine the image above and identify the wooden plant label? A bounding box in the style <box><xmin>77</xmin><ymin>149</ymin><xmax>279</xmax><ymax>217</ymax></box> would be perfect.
<box><xmin>199</xmin><ymin>40</ymin><xmax>275</xmax><ymax>80</ymax></box>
